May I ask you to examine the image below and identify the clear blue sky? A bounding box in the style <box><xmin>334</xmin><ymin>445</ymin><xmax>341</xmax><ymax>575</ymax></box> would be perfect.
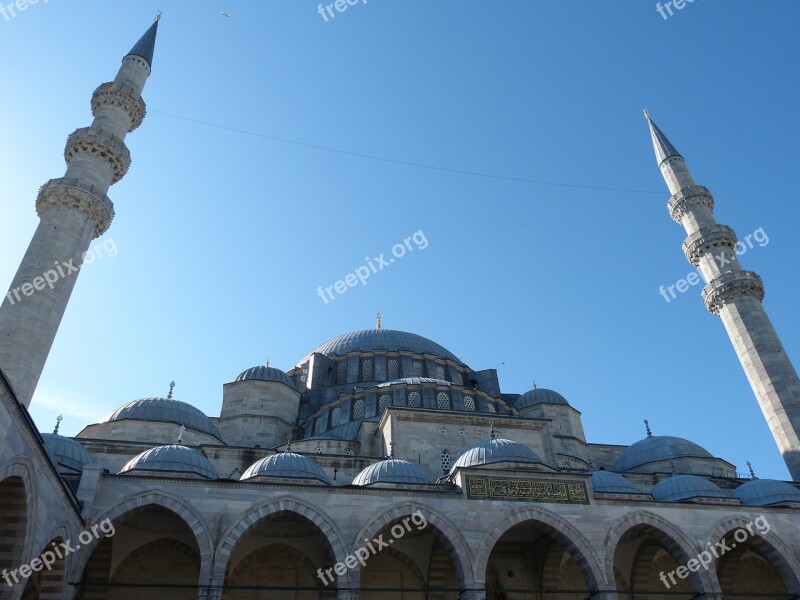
<box><xmin>1</xmin><ymin>1</ymin><xmax>798</xmax><ymax>480</ymax></box>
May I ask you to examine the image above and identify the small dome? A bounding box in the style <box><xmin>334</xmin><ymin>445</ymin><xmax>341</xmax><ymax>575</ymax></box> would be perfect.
<box><xmin>451</xmin><ymin>438</ymin><xmax>544</xmax><ymax>473</ymax></box>
<box><xmin>299</xmin><ymin>329</ymin><xmax>462</xmax><ymax>365</ymax></box>
<box><xmin>651</xmin><ymin>475</ymin><xmax>728</xmax><ymax>502</ymax></box>
<box><xmin>42</xmin><ymin>433</ymin><xmax>97</xmax><ymax>474</ymax></box>
<box><xmin>235</xmin><ymin>366</ymin><xmax>294</xmax><ymax>387</ymax></box>
<box><xmin>377</xmin><ymin>378</ymin><xmax>451</xmax><ymax>387</ymax></box>
<box><xmin>119</xmin><ymin>445</ymin><xmax>218</xmax><ymax>479</ymax></box>
<box><xmin>731</xmin><ymin>479</ymin><xmax>800</xmax><ymax>506</ymax></box>
<box><xmin>101</xmin><ymin>397</ymin><xmax>223</xmax><ymax>441</ymax></box>
<box><xmin>590</xmin><ymin>471</ymin><xmax>643</xmax><ymax>494</ymax></box>
<box><xmin>353</xmin><ymin>459</ymin><xmax>432</xmax><ymax>486</ymax></box>
<box><xmin>612</xmin><ymin>436</ymin><xmax>713</xmax><ymax>472</ymax></box>
<box><xmin>241</xmin><ymin>452</ymin><xmax>331</xmax><ymax>485</ymax></box>
<box><xmin>515</xmin><ymin>388</ymin><xmax>569</xmax><ymax>409</ymax></box>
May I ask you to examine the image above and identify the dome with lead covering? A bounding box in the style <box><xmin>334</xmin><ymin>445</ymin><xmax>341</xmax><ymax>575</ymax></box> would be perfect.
<box><xmin>353</xmin><ymin>459</ymin><xmax>432</xmax><ymax>486</ymax></box>
<box><xmin>731</xmin><ymin>479</ymin><xmax>800</xmax><ymax>506</ymax></box>
<box><xmin>299</xmin><ymin>329</ymin><xmax>462</xmax><ymax>365</ymax></box>
<box><xmin>590</xmin><ymin>471</ymin><xmax>643</xmax><ymax>494</ymax></box>
<box><xmin>451</xmin><ymin>438</ymin><xmax>544</xmax><ymax>473</ymax></box>
<box><xmin>515</xmin><ymin>388</ymin><xmax>569</xmax><ymax>409</ymax></box>
<box><xmin>651</xmin><ymin>475</ymin><xmax>728</xmax><ymax>502</ymax></box>
<box><xmin>42</xmin><ymin>433</ymin><xmax>97</xmax><ymax>474</ymax></box>
<box><xmin>241</xmin><ymin>452</ymin><xmax>331</xmax><ymax>485</ymax></box>
<box><xmin>119</xmin><ymin>445</ymin><xmax>218</xmax><ymax>479</ymax></box>
<box><xmin>235</xmin><ymin>366</ymin><xmax>294</xmax><ymax>387</ymax></box>
<box><xmin>377</xmin><ymin>378</ymin><xmax>451</xmax><ymax>387</ymax></box>
<box><xmin>612</xmin><ymin>436</ymin><xmax>713</xmax><ymax>472</ymax></box>
<box><xmin>101</xmin><ymin>397</ymin><xmax>223</xmax><ymax>441</ymax></box>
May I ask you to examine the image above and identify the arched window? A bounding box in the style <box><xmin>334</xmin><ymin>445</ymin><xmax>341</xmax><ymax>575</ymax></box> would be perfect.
<box><xmin>453</xmin><ymin>371</ymin><xmax>463</xmax><ymax>385</ymax></box>
<box><xmin>441</xmin><ymin>450</ymin><xmax>451</xmax><ymax>473</ymax></box>
<box><xmin>353</xmin><ymin>399</ymin><xmax>365</xmax><ymax>420</ymax></box>
<box><xmin>486</xmin><ymin>403</ymin><xmax>497</xmax><ymax>413</ymax></box>
<box><xmin>336</xmin><ymin>361</ymin><xmax>348</xmax><ymax>384</ymax></box>
<box><xmin>331</xmin><ymin>407</ymin><xmax>341</xmax><ymax>427</ymax></box>
<box><xmin>436</xmin><ymin>392</ymin><xmax>451</xmax><ymax>410</ymax></box>
<box><xmin>379</xmin><ymin>395</ymin><xmax>392</xmax><ymax>415</ymax></box>
<box><xmin>387</xmin><ymin>359</ymin><xmax>399</xmax><ymax>380</ymax></box>
<box><xmin>412</xmin><ymin>361</ymin><xmax>424</xmax><ymax>377</ymax></box>
<box><xmin>362</xmin><ymin>359</ymin><xmax>373</xmax><ymax>381</ymax></box>
<box><xmin>435</xmin><ymin>365</ymin><xmax>446</xmax><ymax>380</ymax></box>
<box><xmin>314</xmin><ymin>418</ymin><xmax>325</xmax><ymax>435</ymax></box>
<box><xmin>463</xmin><ymin>395</ymin><xmax>476</xmax><ymax>411</ymax></box>
<box><xmin>408</xmin><ymin>392</ymin><xmax>422</xmax><ymax>408</ymax></box>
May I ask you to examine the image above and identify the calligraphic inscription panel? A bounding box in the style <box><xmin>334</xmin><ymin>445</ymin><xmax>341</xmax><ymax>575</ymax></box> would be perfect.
<box><xmin>466</xmin><ymin>476</ymin><xmax>589</xmax><ymax>504</ymax></box>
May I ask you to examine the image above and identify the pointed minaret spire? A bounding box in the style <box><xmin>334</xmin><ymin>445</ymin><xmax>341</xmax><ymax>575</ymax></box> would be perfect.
<box><xmin>647</xmin><ymin>113</ymin><xmax>800</xmax><ymax>481</ymax></box>
<box><xmin>126</xmin><ymin>15</ymin><xmax>160</xmax><ymax>69</ymax></box>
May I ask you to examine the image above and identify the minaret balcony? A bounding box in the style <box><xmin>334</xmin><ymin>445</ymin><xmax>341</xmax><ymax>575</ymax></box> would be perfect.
<box><xmin>682</xmin><ymin>224</ymin><xmax>737</xmax><ymax>266</ymax></box>
<box><xmin>667</xmin><ymin>185</ymin><xmax>714</xmax><ymax>224</ymax></box>
<box><xmin>702</xmin><ymin>270</ymin><xmax>765</xmax><ymax>315</ymax></box>
<box><xmin>64</xmin><ymin>127</ymin><xmax>131</xmax><ymax>184</ymax></box>
<box><xmin>92</xmin><ymin>82</ymin><xmax>146</xmax><ymax>132</ymax></box>
<box><xmin>36</xmin><ymin>177</ymin><xmax>115</xmax><ymax>237</ymax></box>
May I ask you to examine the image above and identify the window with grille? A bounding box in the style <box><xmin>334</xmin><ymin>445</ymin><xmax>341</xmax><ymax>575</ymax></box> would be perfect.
<box><xmin>314</xmin><ymin>418</ymin><xmax>325</xmax><ymax>435</ymax></box>
<box><xmin>459</xmin><ymin>428</ymin><xmax>466</xmax><ymax>437</ymax></box>
<box><xmin>441</xmin><ymin>450</ymin><xmax>450</xmax><ymax>473</ymax></box>
<box><xmin>437</xmin><ymin>392</ymin><xmax>450</xmax><ymax>410</ymax></box>
<box><xmin>486</xmin><ymin>403</ymin><xmax>497</xmax><ymax>413</ymax></box>
<box><xmin>387</xmin><ymin>359</ymin><xmax>399</xmax><ymax>380</ymax></box>
<box><xmin>412</xmin><ymin>361</ymin><xmax>424</xmax><ymax>377</ymax></box>
<box><xmin>379</xmin><ymin>395</ymin><xmax>392</xmax><ymax>415</ymax></box>
<box><xmin>353</xmin><ymin>399</ymin><xmax>365</xmax><ymax>420</ymax></box>
<box><xmin>493</xmin><ymin>430</ymin><xmax>502</xmax><ymax>439</ymax></box>
<box><xmin>439</xmin><ymin>427</ymin><xmax>448</xmax><ymax>436</ymax></box>
<box><xmin>345</xmin><ymin>449</ymin><xmax>355</xmax><ymax>456</ymax></box>
<box><xmin>408</xmin><ymin>392</ymin><xmax>422</xmax><ymax>408</ymax></box>
<box><xmin>362</xmin><ymin>359</ymin><xmax>373</xmax><ymax>381</ymax></box>
<box><xmin>435</xmin><ymin>365</ymin><xmax>446</xmax><ymax>380</ymax></box>
<box><xmin>463</xmin><ymin>395</ymin><xmax>475</xmax><ymax>411</ymax></box>
<box><xmin>453</xmin><ymin>371</ymin><xmax>463</xmax><ymax>385</ymax></box>
<box><xmin>477</xmin><ymin>430</ymin><xmax>485</xmax><ymax>438</ymax></box>
<box><xmin>331</xmin><ymin>407</ymin><xmax>341</xmax><ymax>427</ymax></box>
<box><xmin>336</xmin><ymin>361</ymin><xmax>348</xmax><ymax>384</ymax></box>
<box><xmin>315</xmin><ymin>447</ymin><xmax>324</xmax><ymax>454</ymax></box>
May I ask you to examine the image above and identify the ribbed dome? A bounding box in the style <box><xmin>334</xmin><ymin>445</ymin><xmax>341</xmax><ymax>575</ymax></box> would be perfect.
<box><xmin>101</xmin><ymin>397</ymin><xmax>223</xmax><ymax>441</ymax></box>
<box><xmin>377</xmin><ymin>378</ymin><xmax>451</xmax><ymax>387</ymax></box>
<box><xmin>515</xmin><ymin>388</ymin><xmax>569</xmax><ymax>409</ymax></box>
<box><xmin>353</xmin><ymin>459</ymin><xmax>432</xmax><ymax>486</ymax></box>
<box><xmin>241</xmin><ymin>452</ymin><xmax>331</xmax><ymax>485</ymax></box>
<box><xmin>731</xmin><ymin>479</ymin><xmax>800</xmax><ymax>506</ymax></box>
<box><xmin>451</xmin><ymin>438</ymin><xmax>544</xmax><ymax>473</ymax></box>
<box><xmin>590</xmin><ymin>471</ymin><xmax>643</xmax><ymax>494</ymax></box>
<box><xmin>299</xmin><ymin>329</ymin><xmax>461</xmax><ymax>365</ymax></box>
<box><xmin>42</xmin><ymin>433</ymin><xmax>97</xmax><ymax>474</ymax></box>
<box><xmin>651</xmin><ymin>475</ymin><xmax>728</xmax><ymax>502</ymax></box>
<box><xmin>235</xmin><ymin>366</ymin><xmax>294</xmax><ymax>387</ymax></box>
<box><xmin>612</xmin><ymin>436</ymin><xmax>713</xmax><ymax>472</ymax></box>
<box><xmin>119</xmin><ymin>445</ymin><xmax>218</xmax><ymax>479</ymax></box>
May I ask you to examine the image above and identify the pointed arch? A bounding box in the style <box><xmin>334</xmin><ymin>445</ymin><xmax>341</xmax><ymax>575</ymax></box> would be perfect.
<box><xmin>0</xmin><ymin>458</ymin><xmax>37</xmax><ymax>571</ymax></box>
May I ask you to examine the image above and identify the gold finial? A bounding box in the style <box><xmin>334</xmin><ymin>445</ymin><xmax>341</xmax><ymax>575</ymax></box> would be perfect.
<box><xmin>376</xmin><ymin>313</ymin><xmax>382</xmax><ymax>330</ymax></box>
<box><xmin>532</xmin><ymin>380</ymin><xmax>537</xmax><ymax>390</ymax></box>
<box><xmin>644</xmin><ymin>419</ymin><xmax>652</xmax><ymax>437</ymax></box>
<box><xmin>155</xmin><ymin>10</ymin><xmax>162</xmax><ymax>21</ymax></box>
<box><xmin>747</xmin><ymin>461</ymin><xmax>756</xmax><ymax>479</ymax></box>
<box><xmin>167</xmin><ymin>381</ymin><xmax>175</xmax><ymax>400</ymax></box>
<box><xmin>53</xmin><ymin>415</ymin><xmax>63</xmax><ymax>435</ymax></box>
<box><xmin>643</xmin><ymin>108</ymin><xmax>651</xmax><ymax>120</ymax></box>
<box><xmin>287</xmin><ymin>434</ymin><xmax>292</xmax><ymax>452</ymax></box>
<box><xmin>266</xmin><ymin>357</ymin><xmax>270</xmax><ymax>368</ymax></box>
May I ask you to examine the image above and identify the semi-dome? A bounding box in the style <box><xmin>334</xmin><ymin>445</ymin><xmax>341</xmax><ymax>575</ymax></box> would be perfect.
<box><xmin>42</xmin><ymin>433</ymin><xmax>97</xmax><ymax>474</ymax></box>
<box><xmin>612</xmin><ymin>436</ymin><xmax>713</xmax><ymax>472</ymax></box>
<box><xmin>731</xmin><ymin>479</ymin><xmax>800</xmax><ymax>506</ymax></box>
<box><xmin>299</xmin><ymin>329</ymin><xmax>462</xmax><ymax>365</ymax></box>
<box><xmin>101</xmin><ymin>397</ymin><xmax>223</xmax><ymax>441</ymax></box>
<box><xmin>235</xmin><ymin>365</ymin><xmax>294</xmax><ymax>387</ymax></box>
<box><xmin>353</xmin><ymin>459</ymin><xmax>432</xmax><ymax>486</ymax></box>
<box><xmin>515</xmin><ymin>388</ymin><xmax>569</xmax><ymax>409</ymax></box>
<box><xmin>377</xmin><ymin>378</ymin><xmax>451</xmax><ymax>387</ymax></box>
<box><xmin>651</xmin><ymin>474</ymin><xmax>728</xmax><ymax>502</ymax></box>
<box><xmin>451</xmin><ymin>438</ymin><xmax>544</xmax><ymax>473</ymax></box>
<box><xmin>590</xmin><ymin>471</ymin><xmax>643</xmax><ymax>494</ymax></box>
<box><xmin>241</xmin><ymin>452</ymin><xmax>331</xmax><ymax>485</ymax></box>
<box><xmin>119</xmin><ymin>445</ymin><xmax>218</xmax><ymax>479</ymax></box>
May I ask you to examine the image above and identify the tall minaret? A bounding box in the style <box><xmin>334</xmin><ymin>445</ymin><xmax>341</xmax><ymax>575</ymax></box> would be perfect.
<box><xmin>645</xmin><ymin>110</ymin><xmax>800</xmax><ymax>481</ymax></box>
<box><xmin>0</xmin><ymin>18</ymin><xmax>160</xmax><ymax>407</ymax></box>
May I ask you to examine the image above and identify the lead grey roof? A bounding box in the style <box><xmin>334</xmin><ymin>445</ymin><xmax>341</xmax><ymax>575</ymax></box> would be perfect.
<box><xmin>100</xmin><ymin>397</ymin><xmax>223</xmax><ymax>441</ymax></box>
<box><xmin>241</xmin><ymin>452</ymin><xmax>331</xmax><ymax>485</ymax></box>
<box><xmin>731</xmin><ymin>479</ymin><xmax>800</xmax><ymax>506</ymax></box>
<box><xmin>451</xmin><ymin>438</ymin><xmax>544</xmax><ymax>473</ymax></box>
<box><xmin>645</xmin><ymin>112</ymin><xmax>682</xmax><ymax>165</ymax></box>
<box><xmin>235</xmin><ymin>366</ymin><xmax>294</xmax><ymax>387</ymax></box>
<box><xmin>42</xmin><ymin>433</ymin><xmax>97</xmax><ymax>474</ymax></box>
<box><xmin>651</xmin><ymin>475</ymin><xmax>728</xmax><ymax>502</ymax></box>
<box><xmin>126</xmin><ymin>19</ymin><xmax>159</xmax><ymax>67</ymax></box>
<box><xmin>377</xmin><ymin>378</ymin><xmax>451</xmax><ymax>387</ymax></box>
<box><xmin>298</xmin><ymin>329</ymin><xmax>462</xmax><ymax>365</ymax></box>
<box><xmin>515</xmin><ymin>388</ymin><xmax>569</xmax><ymax>409</ymax></box>
<box><xmin>612</xmin><ymin>436</ymin><xmax>713</xmax><ymax>472</ymax></box>
<box><xmin>119</xmin><ymin>444</ymin><xmax>218</xmax><ymax>479</ymax></box>
<box><xmin>353</xmin><ymin>459</ymin><xmax>432</xmax><ymax>486</ymax></box>
<box><xmin>590</xmin><ymin>471</ymin><xmax>643</xmax><ymax>494</ymax></box>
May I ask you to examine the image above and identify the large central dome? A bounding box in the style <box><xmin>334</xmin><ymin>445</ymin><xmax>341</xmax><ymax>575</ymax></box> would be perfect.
<box><xmin>298</xmin><ymin>329</ymin><xmax>462</xmax><ymax>365</ymax></box>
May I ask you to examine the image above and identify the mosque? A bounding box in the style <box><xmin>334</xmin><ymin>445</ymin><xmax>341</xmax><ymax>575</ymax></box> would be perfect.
<box><xmin>0</xmin><ymin>17</ymin><xmax>799</xmax><ymax>600</ymax></box>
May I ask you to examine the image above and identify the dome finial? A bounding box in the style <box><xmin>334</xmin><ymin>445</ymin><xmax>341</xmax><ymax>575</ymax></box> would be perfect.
<box><xmin>643</xmin><ymin>108</ymin><xmax>651</xmax><ymax>120</ymax></box>
<box><xmin>532</xmin><ymin>379</ymin><xmax>537</xmax><ymax>390</ymax></box>
<box><xmin>376</xmin><ymin>313</ymin><xmax>382</xmax><ymax>330</ymax></box>
<box><xmin>167</xmin><ymin>381</ymin><xmax>175</xmax><ymax>400</ymax></box>
<box><xmin>155</xmin><ymin>10</ymin><xmax>162</xmax><ymax>21</ymax></box>
<box><xmin>389</xmin><ymin>441</ymin><xmax>394</xmax><ymax>458</ymax></box>
<box><xmin>747</xmin><ymin>460</ymin><xmax>757</xmax><ymax>479</ymax></box>
<box><xmin>53</xmin><ymin>414</ymin><xmax>63</xmax><ymax>435</ymax></box>
<box><xmin>286</xmin><ymin>434</ymin><xmax>292</xmax><ymax>452</ymax></box>
<box><xmin>265</xmin><ymin>357</ymin><xmax>270</xmax><ymax>368</ymax></box>
<box><xmin>644</xmin><ymin>419</ymin><xmax>653</xmax><ymax>437</ymax></box>
<box><xmin>490</xmin><ymin>423</ymin><xmax>496</xmax><ymax>439</ymax></box>
<box><xmin>177</xmin><ymin>424</ymin><xmax>185</xmax><ymax>444</ymax></box>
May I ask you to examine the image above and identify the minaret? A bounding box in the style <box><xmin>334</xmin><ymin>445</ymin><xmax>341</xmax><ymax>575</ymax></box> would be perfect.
<box><xmin>0</xmin><ymin>18</ymin><xmax>160</xmax><ymax>407</ymax></box>
<box><xmin>645</xmin><ymin>110</ymin><xmax>800</xmax><ymax>481</ymax></box>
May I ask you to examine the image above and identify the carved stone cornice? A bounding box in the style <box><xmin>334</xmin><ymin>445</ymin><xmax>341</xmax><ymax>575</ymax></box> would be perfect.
<box><xmin>667</xmin><ymin>185</ymin><xmax>714</xmax><ymax>224</ymax></box>
<box><xmin>64</xmin><ymin>127</ymin><xmax>131</xmax><ymax>184</ymax></box>
<box><xmin>36</xmin><ymin>177</ymin><xmax>115</xmax><ymax>237</ymax></box>
<box><xmin>702</xmin><ymin>270</ymin><xmax>765</xmax><ymax>315</ymax></box>
<box><xmin>91</xmin><ymin>81</ymin><xmax>146</xmax><ymax>132</ymax></box>
<box><xmin>682</xmin><ymin>224</ymin><xmax>737</xmax><ymax>266</ymax></box>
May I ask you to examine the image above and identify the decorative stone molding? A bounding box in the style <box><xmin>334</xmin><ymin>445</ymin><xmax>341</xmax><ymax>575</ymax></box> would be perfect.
<box><xmin>702</xmin><ymin>270</ymin><xmax>765</xmax><ymax>315</ymax></box>
<box><xmin>36</xmin><ymin>178</ymin><xmax>114</xmax><ymax>238</ymax></box>
<box><xmin>64</xmin><ymin>127</ymin><xmax>131</xmax><ymax>184</ymax></box>
<box><xmin>91</xmin><ymin>82</ymin><xmax>146</xmax><ymax>132</ymax></box>
<box><xmin>682</xmin><ymin>223</ymin><xmax>737</xmax><ymax>266</ymax></box>
<box><xmin>667</xmin><ymin>185</ymin><xmax>714</xmax><ymax>224</ymax></box>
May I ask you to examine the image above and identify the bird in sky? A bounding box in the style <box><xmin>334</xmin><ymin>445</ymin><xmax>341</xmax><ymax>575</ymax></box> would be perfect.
<box><xmin>220</xmin><ymin>12</ymin><xmax>231</xmax><ymax>18</ymax></box>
